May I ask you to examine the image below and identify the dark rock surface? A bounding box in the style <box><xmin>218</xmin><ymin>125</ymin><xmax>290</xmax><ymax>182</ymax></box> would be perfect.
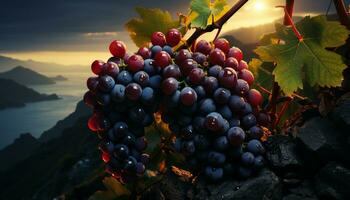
<box><xmin>314</xmin><ymin>162</ymin><xmax>350</xmax><ymax>200</ymax></box>
<box><xmin>331</xmin><ymin>92</ymin><xmax>350</xmax><ymax>128</ymax></box>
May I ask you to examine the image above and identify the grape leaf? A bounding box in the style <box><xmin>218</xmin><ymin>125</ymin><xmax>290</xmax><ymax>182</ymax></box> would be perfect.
<box><xmin>255</xmin><ymin>15</ymin><xmax>349</xmax><ymax>95</ymax></box>
<box><xmin>125</xmin><ymin>7</ymin><xmax>181</xmax><ymax>47</ymax></box>
<box><xmin>249</xmin><ymin>58</ymin><xmax>274</xmax><ymax>92</ymax></box>
<box><xmin>189</xmin><ymin>0</ymin><xmax>228</xmax><ymax>28</ymax></box>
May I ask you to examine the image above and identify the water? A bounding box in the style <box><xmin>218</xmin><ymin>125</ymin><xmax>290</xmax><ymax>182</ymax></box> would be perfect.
<box><xmin>0</xmin><ymin>72</ymin><xmax>89</xmax><ymax>149</ymax></box>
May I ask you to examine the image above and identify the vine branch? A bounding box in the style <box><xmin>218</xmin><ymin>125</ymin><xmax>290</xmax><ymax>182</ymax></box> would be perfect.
<box><xmin>333</xmin><ymin>0</ymin><xmax>350</xmax><ymax>30</ymax></box>
<box><xmin>183</xmin><ymin>0</ymin><xmax>249</xmax><ymax>47</ymax></box>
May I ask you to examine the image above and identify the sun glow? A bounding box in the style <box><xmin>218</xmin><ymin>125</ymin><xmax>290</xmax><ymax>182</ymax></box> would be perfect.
<box><xmin>254</xmin><ymin>2</ymin><xmax>266</xmax><ymax>11</ymax></box>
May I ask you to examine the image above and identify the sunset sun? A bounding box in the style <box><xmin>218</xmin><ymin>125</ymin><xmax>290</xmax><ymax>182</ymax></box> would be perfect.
<box><xmin>254</xmin><ymin>2</ymin><xmax>266</xmax><ymax>11</ymax></box>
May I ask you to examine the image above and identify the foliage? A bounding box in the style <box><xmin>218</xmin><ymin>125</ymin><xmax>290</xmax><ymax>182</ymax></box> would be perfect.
<box><xmin>89</xmin><ymin>177</ymin><xmax>130</xmax><ymax>200</ymax></box>
<box><xmin>125</xmin><ymin>7</ymin><xmax>183</xmax><ymax>47</ymax></box>
<box><xmin>188</xmin><ymin>0</ymin><xmax>228</xmax><ymax>28</ymax></box>
<box><xmin>255</xmin><ymin>15</ymin><xmax>349</xmax><ymax>95</ymax></box>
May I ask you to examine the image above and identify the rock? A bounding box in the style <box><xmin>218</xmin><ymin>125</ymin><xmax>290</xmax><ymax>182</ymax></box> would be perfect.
<box><xmin>314</xmin><ymin>162</ymin><xmax>350</xmax><ymax>200</ymax></box>
<box><xmin>283</xmin><ymin>194</ymin><xmax>317</xmax><ymax>200</ymax></box>
<box><xmin>284</xmin><ymin>180</ymin><xmax>318</xmax><ymax>200</ymax></box>
<box><xmin>296</xmin><ymin>117</ymin><xmax>347</xmax><ymax>170</ymax></box>
<box><xmin>265</xmin><ymin>135</ymin><xmax>303</xmax><ymax>176</ymax></box>
<box><xmin>330</xmin><ymin>92</ymin><xmax>350</xmax><ymax>129</ymax></box>
<box><xmin>194</xmin><ymin>169</ymin><xmax>282</xmax><ymax>200</ymax></box>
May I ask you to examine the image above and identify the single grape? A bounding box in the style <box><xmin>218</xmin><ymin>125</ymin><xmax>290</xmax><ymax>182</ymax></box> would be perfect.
<box><xmin>137</xmin><ymin>47</ymin><xmax>151</xmax><ymax>59</ymax></box>
<box><xmin>141</xmin><ymin>87</ymin><xmax>155</xmax><ymax>105</ymax></box>
<box><xmin>83</xmin><ymin>91</ymin><xmax>97</xmax><ymax>108</ymax></box>
<box><xmin>133</xmin><ymin>71</ymin><xmax>150</xmax><ymax>87</ymax></box>
<box><xmin>241</xmin><ymin>102</ymin><xmax>253</xmax><ymax>116</ymax></box>
<box><xmin>117</xmin><ymin>70</ymin><xmax>133</xmax><ymax>85</ymax></box>
<box><xmin>247</xmin><ymin>89</ymin><xmax>263</xmax><ymax>107</ymax></box>
<box><xmin>180</xmin><ymin>59</ymin><xmax>198</xmax><ymax>76</ymax></box>
<box><xmin>257</xmin><ymin>112</ymin><xmax>271</xmax><ymax>127</ymax></box>
<box><xmin>128</xmin><ymin>107</ymin><xmax>146</xmax><ymax>122</ymax></box>
<box><xmin>208</xmin><ymin>65</ymin><xmax>223</xmax><ymax>77</ymax></box>
<box><xmin>214</xmin><ymin>38</ymin><xmax>230</xmax><ymax>54</ymax></box>
<box><xmin>109</xmin><ymin>40</ymin><xmax>126</xmax><ymax>58</ymax></box>
<box><xmin>114</xmin><ymin>144</ymin><xmax>130</xmax><ymax>160</ymax></box>
<box><xmin>87</xmin><ymin>77</ymin><xmax>99</xmax><ymax>92</ymax></box>
<box><xmin>241</xmin><ymin>113</ymin><xmax>257</xmax><ymax>129</ymax></box>
<box><xmin>181</xmin><ymin>125</ymin><xmax>195</xmax><ymax>139</ymax></box>
<box><xmin>151</xmin><ymin>45</ymin><xmax>162</xmax><ymax>56</ymax></box>
<box><xmin>91</xmin><ymin>60</ymin><xmax>106</xmax><ymax>75</ymax></box>
<box><xmin>214</xmin><ymin>136</ymin><xmax>229</xmax><ymax>151</ymax></box>
<box><xmin>238</xmin><ymin>60</ymin><xmax>249</xmax><ymax>71</ymax></box>
<box><xmin>253</xmin><ymin>155</ymin><xmax>265</xmax><ymax>170</ymax></box>
<box><xmin>228</xmin><ymin>95</ymin><xmax>245</xmax><ymax>112</ymax></box>
<box><xmin>188</xmin><ymin>68</ymin><xmax>205</xmax><ymax>85</ymax></box>
<box><xmin>123</xmin><ymin>134</ymin><xmax>136</xmax><ymax>146</ymax></box>
<box><xmin>154</xmin><ymin>51</ymin><xmax>171</xmax><ymax>68</ymax></box>
<box><xmin>151</xmin><ymin>31</ymin><xmax>166</xmax><ymax>47</ymax></box>
<box><xmin>149</xmin><ymin>75</ymin><xmax>162</xmax><ymax>89</ymax></box>
<box><xmin>144</xmin><ymin>59</ymin><xmax>157</xmax><ymax>76</ymax></box>
<box><xmin>225</xmin><ymin>57</ymin><xmax>239</xmax><ymax>71</ymax></box>
<box><xmin>125</xmin><ymin>83</ymin><xmax>142</xmax><ymax>101</ymax></box>
<box><xmin>163</xmin><ymin>64</ymin><xmax>181</xmax><ymax>79</ymax></box>
<box><xmin>194</xmin><ymin>85</ymin><xmax>206</xmax><ymax>100</ymax></box>
<box><xmin>175</xmin><ymin>49</ymin><xmax>192</xmax><ymax>65</ymax></box>
<box><xmin>227</xmin><ymin>127</ymin><xmax>245</xmax><ymax>146</ymax></box>
<box><xmin>98</xmin><ymin>75</ymin><xmax>115</xmax><ymax>92</ymax></box>
<box><xmin>203</xmin><ymin>76</ymin><xmax>219</xmax><ymax>95</ymax></box>
<box><xmin>247</xmin><ymin>139</ymin><xmax>265</xmax><ymax>155</ymax></box>
<box><xmin>227</xmin><ymin>47</ymin><xmax>243</xmax><ymax>62</ymax></box>
<box><xmin>161</xmin><ymin>77</ymin><xmax>179</xmax><ymax>95</ymax></box>
<box><xmin>166</xmin><ymin>28</ymin><xmax>182</xmax><ymax>47</ymax></box>
<box><xmin>110</xmin><ymin>84</ymin><xmax>125</xmax><ymax>103</ymax></box>
<box><xmin>239</xmin><ymin>69</ymin><xmax>254</xmax><ymax>85</ymax></box>
<box><xmin>205</xmin><ymin>112</ymin><xmax>224</xmax><ymax>133</ymax></box>
<box><xmin>207</xmin><ymin>151</ymin><xmax>226</xmax><ymax>166</ymax></box>
<box><xmin>113</xmin><ymin>122</ymin><xmax>128</xmax><ymax>138</ymax></box>
<box><xmin>218</xmin><ymin>67</ymin><xmax>237</xmax><ymax>89</ymax></box>
<box><xmin>234</xmin><ymin>79</ymin><xmax>250</xmax><ymax>96</ymax></box>
<box><xmin>205</xmin><ymin>166</ymin><xmax>224</xmax><ymax>182</ymax></box>
<box><xmin>124</xmin><ymin>156</ymin><xmax>137</xmax><ymax>172</ymax></box>
<box><xmin>128</xmin><ymin>54</ymin><xmax>144</xmax><ymax>73</ymax></box>
<box><xmin>102</xmin><ymin>152</ymin><xmax>110</xmax><ymax>163</ymax></box>
<box><xmin>180</xmin><ymin>87</ymin><xmax>197</xmax><ymax>106</ymax></box>
<box><xmin>213</xmin><ymin>87</ymin><xmax>231</xmax><ymax>104</ymax></box>
<box><xmin>195</xmin><ymin>40</ymin><xmax>212</xmax><ymax>55</ymax></box>
<box><xmin>241</xmin><ymin>152</ymin><xmax>255</xmax><ymax>166</ymax></box>
<box><xmin>229</xmin><ymin>117</ymin><xmax>240</xmax><ymax>127</ymax></box>
<box><xmin>209</xmin><ymin>48</ymin><xmax>226</xmax><ymax>66</ymax></box>
<box><xmin>199</xmin><ymin>98</ymin><xmax>216</xmax><ymax>115</ymax></box>
<box><xmin>217</xmin><ymin>105</ymin><xmax>232</xmax><ymax>119</ymax></box>
<box><xmin>162</xmin><ymin>45</ymin><xmax>174</xmax><ymax>57</ymax></box>
<box><xmin>88</xmin><ymin>114</ymin><xmax>99</xmax><ymax>132</ymax></box>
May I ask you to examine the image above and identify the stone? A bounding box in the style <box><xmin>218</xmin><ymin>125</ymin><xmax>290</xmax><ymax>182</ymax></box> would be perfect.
<box><xmin>314</xmin><ymin>162</ymin><xmax>350</xmax><ymax>200</ymax></box>
<box><xmin>296</xmin><ymin>117</ymin><xmax>347</xmax><ymax>170</ymax></box>
<box><xmin>265</xmin><ymin>135</ymin><xmax>303</xmax><ymax>175</ymax></box>
<box><xmin>194</xmin><ymin>169</ymin><xmax>282</xmax><ymax>200</ymax></box>
<box><xmin>285</xmin><ymin>180</ymin><xmax>318</xmax><ymax>200</ymax></box>
<box><xmin>331</xmin><ymin>92</ymin><xmax>350</xmax><ymax>129</ymax></box>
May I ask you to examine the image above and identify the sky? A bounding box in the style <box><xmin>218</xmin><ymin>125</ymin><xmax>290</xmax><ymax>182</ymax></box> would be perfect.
<box><xmin>0</xmin><ymin>0</ymin><xmax>340</xmax><ymax>66</ymax></box>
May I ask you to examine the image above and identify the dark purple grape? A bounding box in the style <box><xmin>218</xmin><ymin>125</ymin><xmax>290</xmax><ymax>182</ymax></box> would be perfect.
<box><xmin>193</xmin><ymin>52</ymin><xmax>208</xmax><ymax>66</ymax></box>
<box><xmin>180</xmin><ymin>59</ymin><xmax>198</xmax><ymax>76</ymax></box>
<box><xmin>125</xmin><ymin>83</ymin><xmax>142</xmax><ymax>101</ymax></box>
<box><xmin>225</xmin><ymin>57</ymin><xmax>239</xmax><ymax>70</ymax></box>
<box><xmin>247</xmin><ymin>139</ymin><xmax>265</xmax><ymax>155</ymax></box>
<box><xmin>199</xmin><ymin>98</ymin><xmax>216</xmax><ymax>115</ymax></box>
<box><xmin>133</xmin><ymin>71</ymin><xmax>149</xmax><ymax>87</ymax></box>
<box><xmin>213</xmin><ymin>87</ymin><xmax>231</xmax><ymax>104</ymax></box>
<box><xmin>135</xmin><ymin>137</ymin><xmax>148</xmax><ymax>151</ymax></box>
<box><xmin>208</xmin><ymin>65</ymin><xmax>222</xmax><ymax>77</ymax></box>
<box><xmin>248</xmin><ymin>126</ymin><xmax>263</xmax><ymax>140</ymax></box>
<box><xmin>203</xmin><ymin>76</ymin><xmax>219</xmax><ymax>95</ymax></box>
<box><xmin>209</xmin><ymin>48</ymin><xmax>226</xmax><ymax>66</ymax></box>
<box><xmin>114</xmin><ymin>144</ymin><xmax>129</xmax><ymax>159</ymax></box>
<box><xmin>208</xmin><ymin>151</ymin><xmax>226</xmax><ymax>166</ymax></box>
<box><xmin>228</xmin><ymin>95</ymin><xmax>245</xmax><ymax>112</ymax></box>
<box><xmin>234</xmin><ymin>79</ymin><xmax>249</xmax><ymax>96</ymax></box>
<box><xmin>205</xmin><ymin>166</ymin><xmax>223</xmax><ymax>182</ymax></box>
<box><xmin>180</xmin><ymin>87</ymin><xmax>197</xmax><ymax>106</ymax></box>
<box><xmin>218</xmin><ymin>67</ymin><xmax>237</xmax><ymax>89</ymax></box>
<box><xmin>227</xmin><ymin>127</ymin><xmax>245</xmax><ymax>146</ymax></box>
<box><xmin>163</xmin><ymin>64</ymin><xmax>181</xmax><ymax>79</ymax></box>
<box><xmin>161</xmin><ymin>77</ymin><xmax>179</xmax><ymax>95</ymax></box>
<box><xmin>188</xmin><ymin>68</ymin><xmax>205</xmax><ymax>85</ymax></box>
<box><xmin>241</xmin><ymin>152</ymin><xmax>255</xmax><ymax>166</ymax></box>
<box><xmin>175</xmin><ymin>49</ymin><xmax>192</xmax><ymax>65</ymax></box>
<box><xmin>241</xmin><ymin>113</ymin><xmax>257</xmax><ymax>129</ymax></box>
<box><xmin>98</xmin><ymin>75</ymin><xmax>115</xmax><ymax>92</ymax></box>
<box><xmin>195</xmin><ymin>40</ymin><xmax>212</xmax><ymax>55</ymax></box>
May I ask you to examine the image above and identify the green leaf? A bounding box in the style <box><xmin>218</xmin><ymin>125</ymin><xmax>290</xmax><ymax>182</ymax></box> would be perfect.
<box><xmin>125</xmin><ymin>7</ymin><xmax>181</xmax><ymax>47</ymax></box>
<box><xmin>255</xmin><ymin>15</ymin><xmax>349</xmax><ymax>95</ymax></box>
<box><xmin>189</xmin><ymin>0</ymin><xmax>228</xmax><ymax>28</ymax></box>
<box><xmin>249</xmin><ymin>58</ymin><xmax>274</xmax><ymax>91</ymax></box>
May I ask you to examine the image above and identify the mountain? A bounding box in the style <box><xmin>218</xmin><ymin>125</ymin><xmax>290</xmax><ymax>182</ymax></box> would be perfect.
<box><xmin>0</xmin><ymin>133</ymin><xmax>40</xmax><ymax>171</ymax></box>
<box><xmin>0</xmin><ymin>117</ymin><xmax>103</xmax><ymax>200</ymax></box>
<box><xmin>0</xmin><ymin>66</ymin><xmax>55</xmax><ymax>85</ymax></box>
<box><xmin>39</xmin><ymin>101</ymin><xmax>92</xmax><ymax>142</ymax></box>
<box><xmin>0</xmin><ymin>78</ymin><xmax>59</xmax><ymax>110</ymax></box>
<box><xmin>50</xmin><ymin>75</ymin><xmax>68</xmax><ymax>81</ymax></box>
<box><xmin>0</xmin><ymin>55</ymin><xmax>86</xmax><ymax>73</ymax></box>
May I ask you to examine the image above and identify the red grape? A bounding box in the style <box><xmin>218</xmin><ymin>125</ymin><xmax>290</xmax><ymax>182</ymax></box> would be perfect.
<box><xmin>137</xmin><ymin>47</ymin><xmax>151</xmax><ymax>59</ymax></box>
<box><xmin>161</xmin><ymin>77</ymin><xmax>179</xmax><ymax>95</ymax></box>
<box><xmin>102</xmin><ymin>152</ymin><xmax>110</xmax><ymax>163</ymax></box>
<box><xmin>227</xmin><ymin>47</ymin><xmax>243</xmax><ymax>62</ymax></box>
<box><xmin>125</xmin><ymin>83</ymin><xmax>142</xmax><ymax>101</ymax></box>
<box><xmin>180</xmin><ymin>87</ymin><xmax>197</xmax><ymax>106</ymax></box>
<box><xmin>154</xmin><ymin>51</ymin><xmax>171</xmax><ymax>68</ymax></box>
<box><xmin>209</xmin><ymin>48</ymin><xmax>226</xmax><ymax>66</ymax></box>
<box><xmin>195</xmin><ymin>40</ymin><xmax>212</xmax><ymax>55</ymax></box>
<box><xmin>214</xmin><ymin>38</ymin><xmax>230</xmax><ymax>54</ymax></box>
<box><xmin>180</xmin><ymin>59</ymin><xmax>198</xmax><ymax>76</ymax></box>
<box><xmin>225</xmin><ymin>57</ymin><xmax>239</xmax><ymax>70</ymax></box>
<box><xmin>188</xmin><ymin>68</ymin><xmax>205</xmax><ymax>85</ymax></box>
<box><xmin>239</xmin><ymin>69</ymin><xmax>254</xmax><ymax>85</ymax></box>
<box><xmin>234</xmin><ymin>79</ymin><xmax>250</xmax><ymax>96</ymax></box>
<box><xmin>218</xmin><ymin>68</ymin><xmax>238</xmax><ymax>89</ymax></box>
<box><xmin>238</xmin><ymin>60</ymin><xmax>249</xmax><ymax>71</ymax></box>
<box><xmin>91</xmin><ymin>60</ymin><xmax>106</xmax><ymax>75</ymax></box>
<box><xmin>87</xmin><ymin>76</ymin><xmax>99</xmax><ymax>91</ymax></box>
<box><xmin>151</xmin><ymin>31</ymin><xmax>166</xmax><ymax>47</ymax></box>
<box><xmin>166</xmin><ymin>28</ymin><xmax>182</xmax><ymax>47</ymax></box>
<box><xmin>88</xmin><ymin>114</ymin><xmax>100</xmax><ymax>132</ymax></box>
<box><xmin>163</xmin><ymin>64</ymin><xmax>181</xmax><ymax>79</ymax></box>
<box><xmin>128</xmin><ymin>55</ymin><xmax>144</xmax><ymax>73</ymax></box>
<box><xmin>105</xmin><ymin>62</ymin><xmax>119</xmax><ymax>77</ymax></box>
<box><xmin>247</xmin><ymin>89</ymin><xmax>263</xmax><ymax>106</ymax></box>
<box><xmin>109</xmin><ymin>40</ymin><xmax>126</xmax><ymax>58</ymax></box>
<box><xmin>83</xmin><ymin>91</ymin><xmax>97</xmax><ymax>108</ymax></box>
<box><xmin>175</xmin><ymin>49</ymin><xmax>192</xmax><ymax>65</ymax></box>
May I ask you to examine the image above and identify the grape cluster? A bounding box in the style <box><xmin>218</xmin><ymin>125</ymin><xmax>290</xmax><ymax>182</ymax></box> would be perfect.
<box><xmin>84</xmin><ymin>28</ymin><xmax>268</xmax><ymax>183</ymax></box>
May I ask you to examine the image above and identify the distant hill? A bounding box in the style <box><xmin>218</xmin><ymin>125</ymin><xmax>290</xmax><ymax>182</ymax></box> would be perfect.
<box><xmin>51</xmin><ymin>75</ymin><xmax>68</xmax><ymax>81</ymax></box>
<box><xmin>39</xmin><ymin>101</ymin><xmax>91</xmax><ymax>142</ymax></box>
<box><xmin>0</xmin><ymin>55</ymin><xmax>86</xmax><ymax>73</ymax></box>
<box><xmin>0</xmin><ymin>66</ymin><xmax>56</xmax><ymax>85</ymax></box>
<box><xmin>0</xmin><ymin>78</ymin><xmax>59</xmax><ymax>110</ymax></box>
<box><xmin>0</xmin><ymin>133</ymin><xmax>40</xmax><ymax>171</ymax></box>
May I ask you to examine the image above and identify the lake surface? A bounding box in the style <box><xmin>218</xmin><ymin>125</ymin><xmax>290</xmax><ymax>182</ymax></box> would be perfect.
<box><xmin>0</xmin><ymin>72</ymin><xmax>90</xmax><ymax>149</ymax></box>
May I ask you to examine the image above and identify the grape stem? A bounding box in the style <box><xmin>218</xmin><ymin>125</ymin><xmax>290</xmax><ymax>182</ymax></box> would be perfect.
<box><xmin>276</xmin><ymin>5</ymin><xmax>303</xmax><ymax>42</ymax></box>
<box><xmin>182</xmin><ymin>0</ymin><xmax>249</xmax><ymax>48</ymax></box>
